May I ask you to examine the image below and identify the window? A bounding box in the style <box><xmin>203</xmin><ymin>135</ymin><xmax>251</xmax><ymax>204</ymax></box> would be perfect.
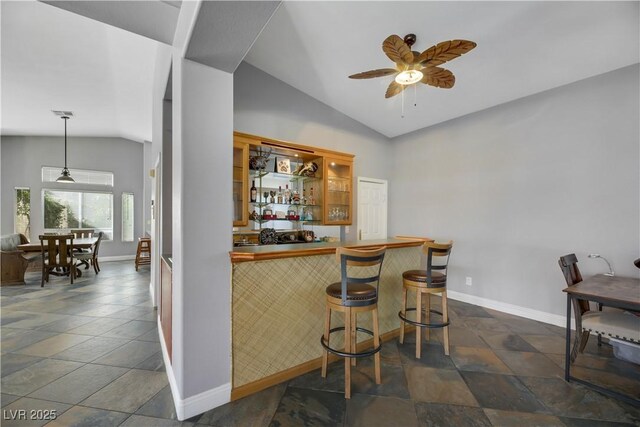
<box><xmin>43</xmin><ymin>190</ymin><xmax>113</xmax><ymax>239</ymax></box>
<box><xmin>122</xmin><ymin>193</ymin><xmax>134</xmax><ymax>242</ymax></box>
<box><xmin>14</xmin><ymin>188</ymin><xmax>31</xmax><ymax>240</ymax></box>
<box><xmin>42</xmin><ymin>166</ymin><xmax>114</xmax><ymax>186</ymax></box>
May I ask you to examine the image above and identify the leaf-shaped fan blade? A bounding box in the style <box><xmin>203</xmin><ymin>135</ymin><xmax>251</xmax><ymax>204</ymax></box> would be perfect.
<box><xmin>382</xmin><ymin>35</ymin><xmax>414</xmax><ymax>65</ymax></box>
<box><xmin>417</xmin><ymin>40</ymin><xmax>476</xmax><ymax>67</ymax></box>
<box><xmin>348</xmin><ymin>68</ymin><xmax>398</xmax><ymax>79</ymax></box>
<box><xmin>385</xmin><ymin>81</ymin><xmax>408</xmax><ymax>98</ymax></box>
<box><xmin>420</xmin><ymin>67</ymin><xmax>455</xmax><ymax>89</ymax></box>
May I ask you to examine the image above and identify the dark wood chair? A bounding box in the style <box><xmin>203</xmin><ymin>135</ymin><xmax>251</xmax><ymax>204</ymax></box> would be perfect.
<box><xmin>75</xmin><ymin>232</ymin><xmax>103</xmax><ymax>274</ymax></box>
<box><xmin>558</xmin><ymin>254</ymin><xmax>592</xmax><ymax>362</ymax></box>
<box><xmin>39</xmin><ymin>234</ymin><xmax>75</xmax><ymax>287</ymax></box>
<box><xmin>71</xmin><ymin>229</ymin><xmax>94</xmax><ymax>238</ymax></box>
<box><xmin>559</xmin><ymin>254</ymin><xmax>640</xmax><ymax>363</ymax></box>
<box><xmin>71</xmin><ymin>229</ymin><xmax>94</xmax><ymax>267</ymax></box>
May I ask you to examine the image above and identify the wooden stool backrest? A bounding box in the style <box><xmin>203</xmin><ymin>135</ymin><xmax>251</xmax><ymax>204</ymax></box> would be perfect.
<box><xmin>558</xmin><ymin>254</ymin><xmax>590</xmax><ymax>315</ymax></box>
<box><xmin>335</xmin><ymin>246</ymin><xmax>386</xmax><ymax>306</ymax></box>
<box><xmin>422</xmin><ymin>240</ymin><xmax>453</xmax><ymax>279</ymax></box>
<box><xmin>39</xmin><ymin>234</ymin><xmax>74</xmax><ymax>268</ymax></box>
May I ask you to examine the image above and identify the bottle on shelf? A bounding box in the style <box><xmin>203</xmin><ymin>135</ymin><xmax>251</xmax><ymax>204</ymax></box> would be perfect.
<box><xmin>309</xmin><ymin>187</ymin><xmax>315</xmax><ymax>205</ymax></box>
<box><xmin>277</xmin><ymin>186</ymin><xmax>283</xmax><ymax>204</ymax></box>
<box><xmin>302</xmin><ymin>189</ymin><xmax>307</xmax><ymax>205</ymax></box>
<box><xmin>284</xmin><ymin>184</ymin><xmax>291</xmax><ymax>204</ymax></box>
<box><xmin>250</xmin><ymin>180</ymin><xmax>257</xmax><ymax>203</ymax></box>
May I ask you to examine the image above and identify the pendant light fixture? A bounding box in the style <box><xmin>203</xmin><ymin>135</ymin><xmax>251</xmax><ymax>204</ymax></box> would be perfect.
<box><xmin>56</xmin><ymin>115</ymin><xmax>74</xmax><ymax>183</ymax></box>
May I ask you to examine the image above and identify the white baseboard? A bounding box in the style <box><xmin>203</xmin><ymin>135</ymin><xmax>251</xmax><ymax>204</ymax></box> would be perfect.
<box><xmin>157</xmin><ymin>318</ymin><xmax>231</xmax><ymax>420</ymax></box>
<box><xmin>100</xmin><ymin>255</ymin><xmax>136</xmax><ymax>262</ymax></box>
<box><xmin>180</xmin><ymin>382</ymin><xmax>232</xmax><ymax>421</ymax></box>
<box><xmin>447</xmin><ymin>290</ymin><xmax>567</xmax><ymax>328</ymax></box>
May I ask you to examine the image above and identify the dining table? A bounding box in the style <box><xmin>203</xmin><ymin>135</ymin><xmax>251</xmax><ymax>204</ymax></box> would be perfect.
<box><xmin>17</xmin><ymin>237</ymin><xmax>98</xmax><ymax>252</ymax></box>
<box><xmin>17</xmin><ymin>236</ymin><xmax>99</xmax><ymax>277</ymax></box>
<box><xmin>563</xmin><ymin>274</ymin><xmax>640</xmax><ymax>406</ymax></box>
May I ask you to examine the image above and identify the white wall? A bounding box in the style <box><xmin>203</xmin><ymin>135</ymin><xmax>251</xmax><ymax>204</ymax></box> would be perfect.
<box><xmin>389</xmin><ymin>64</ymin><xmax>640</xmax><ymax>317</ymax></box>
<box><xmin>234</xmin><ymin>62</ymin><xmax>392</xmax><ymax>241</ymax></box>
<box><xmin>1</xmin><ymin>135</ymin><xmax>144</xmax><ymax>257</ymax></box>
<box><xmin>143</xmin><ymin>140</ymin><xmax>152</xmax><ymax>235</ymax></box>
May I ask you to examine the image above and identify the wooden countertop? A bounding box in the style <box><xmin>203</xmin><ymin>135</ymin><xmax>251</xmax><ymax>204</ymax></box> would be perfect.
<box><xmin>229</xmin><ymin>238</ymin><xmax>424</xmax><ymax>263</ymax></box>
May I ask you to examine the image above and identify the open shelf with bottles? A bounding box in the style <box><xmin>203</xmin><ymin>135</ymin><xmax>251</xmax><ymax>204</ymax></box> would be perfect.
<box><xmin>233</xmin><ymin>132</ymin><xmax>354</xmax><ymax>232</ymax></box>
<box><xmin>233</xmin><ymin>142</ymin><xmax>249</xmax><ymax>226</ymax></box>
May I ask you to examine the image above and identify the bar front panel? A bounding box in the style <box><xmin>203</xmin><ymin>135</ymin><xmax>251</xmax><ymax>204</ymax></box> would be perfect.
<box><xmin>231</xmin><ymin>245</ymin><xmax>421</xmax><ymax>388</ymax></box>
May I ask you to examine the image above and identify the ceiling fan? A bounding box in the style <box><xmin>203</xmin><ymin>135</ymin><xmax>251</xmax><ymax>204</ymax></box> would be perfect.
<box><xmin>349</xmin><ymin>34</ymin><xmax>477</xmax><ymax>98</ymax></box>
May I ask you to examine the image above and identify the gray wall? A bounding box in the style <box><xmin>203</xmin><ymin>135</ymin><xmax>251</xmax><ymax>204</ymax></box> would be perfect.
<box><xmin>389</xmin><ymin>64</ymin><xmax>640</xmax><ymax>317</ymax></box>
<box><xmin>1</xmin><ymin>135</ymin><xmax>144</xmax><ymax>257</ymax></box>
<box><xmin>172</xmin><ymin>57</ymin><xmax>233</xmax><ymax>397</ymax></box>
<box><xmin>234</xmin><ymin>62</ymin><xmax>392</xmax><ymax>240</ymax></box>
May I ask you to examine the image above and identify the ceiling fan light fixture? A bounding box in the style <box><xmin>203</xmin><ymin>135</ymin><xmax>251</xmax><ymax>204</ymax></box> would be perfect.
<box><xmin>395</xmin><ymin>69</ymin><xmax>423</xmax><ymax>85</ymax></box>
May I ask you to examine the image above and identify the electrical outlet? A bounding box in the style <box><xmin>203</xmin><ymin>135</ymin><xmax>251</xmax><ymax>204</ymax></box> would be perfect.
<box><xmin>465</xmin><ymin>276</ymin><xmax>473</xmax><ymax>286</ymax></box>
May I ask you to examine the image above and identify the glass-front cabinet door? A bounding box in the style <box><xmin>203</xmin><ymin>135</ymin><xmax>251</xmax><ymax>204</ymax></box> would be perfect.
<box><xmin>323</xmin><ymin>158</ymin><xmax>353</xmax><ymax>225</ymax></box>
<box><xmin>233</xmin><ymin>142</ymin><xmax>249</xmax><ymax>226</ymax></box>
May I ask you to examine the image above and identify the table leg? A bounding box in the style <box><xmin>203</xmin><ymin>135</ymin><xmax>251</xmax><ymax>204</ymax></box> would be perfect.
<box><xmin>565</xmin><ymin>294</ymin><xmax>572</xmax><ymax>381</ymax></box>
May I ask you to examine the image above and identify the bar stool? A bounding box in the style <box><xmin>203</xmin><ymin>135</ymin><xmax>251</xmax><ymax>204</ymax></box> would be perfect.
<box><xmin>135</xmin><ymin>237</ymin><xmax>151</xmax><ymax>271</ymax></box>
<box><xmin>321</xmin><ymin>246</ymin><xmax>386</xmax><ymax>399</ymax></box>
<box><xmin>399</xmin><ymin>240</ymin><xmax>453</xmax><ymax>358</ymax></box>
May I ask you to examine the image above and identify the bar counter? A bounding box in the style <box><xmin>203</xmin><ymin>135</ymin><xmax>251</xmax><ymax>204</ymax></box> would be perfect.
<box><xmin>229</xmin><ymin>238</ymin><xmax>424</xmax><ymax>399</ymax></box>
<box><xmin>229</xmin><ymin>238</ymin><xmax>423</xmax><ymax>262</ymax></box>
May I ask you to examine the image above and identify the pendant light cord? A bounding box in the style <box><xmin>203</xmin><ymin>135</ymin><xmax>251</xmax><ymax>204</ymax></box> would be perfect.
<box><xmin>64</xmin><ymin>116</ymin><xmax>68</xmax><ymax>168</ymax></box>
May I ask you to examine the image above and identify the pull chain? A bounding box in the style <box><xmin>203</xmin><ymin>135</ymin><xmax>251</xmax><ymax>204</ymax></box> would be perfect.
<box><xmin>401</xmin><ymin>89</ymin><xmax>405</xmax><ymax>118</ymax></box>
<box><xmin>413</xmin><ymin>84</ymin><xmax>417</xmax><ymax>107</ymax></box>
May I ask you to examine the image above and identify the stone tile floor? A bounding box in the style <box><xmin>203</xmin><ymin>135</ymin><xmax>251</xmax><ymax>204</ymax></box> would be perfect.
<box><xmin>2</xmin><ymin>262</ymin><xmax>639</xmax><ymax>426</ymax></box>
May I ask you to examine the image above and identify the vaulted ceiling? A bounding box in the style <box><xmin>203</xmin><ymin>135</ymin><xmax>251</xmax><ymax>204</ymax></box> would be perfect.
<box><xmin>1</xmin><ymin>0</ymin><xmax>168</xmax><ymax>142</ymax></box>
<box><xmin>245</xmin><ymin>1</ymin><xmax>640</xmax><ymax>138</ymax></box>
<box><xmin>1</xmin><ymin>1</ymin><xmax>638</xmax><ymax>142</ymax></box>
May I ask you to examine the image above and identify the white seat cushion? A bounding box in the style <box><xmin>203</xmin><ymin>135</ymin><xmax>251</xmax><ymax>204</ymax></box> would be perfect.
<box><xmin>583</xmin><ymin>311</ymin><xmax>640</xmax><ymax>343</ymax></box>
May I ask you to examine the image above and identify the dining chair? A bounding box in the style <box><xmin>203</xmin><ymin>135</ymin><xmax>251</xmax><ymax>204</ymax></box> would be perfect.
<box><xmin>559</xmin><ymin>253</ymin><xmax>640</xmax><ymax>363</ymax></box>
<box><xmin>71</xmin><ymin>229</ymin><xmax>94</xmax><ymax>239</ymax></box>
<box><xmin>39</xmin><ymin>234</ymin><xmax>75</xmax><ymax>287</ymax></box>
<box><xmin>74</xmin><ymin>231</ymin><xmax>103</xmax><ymax>274</ymax></box>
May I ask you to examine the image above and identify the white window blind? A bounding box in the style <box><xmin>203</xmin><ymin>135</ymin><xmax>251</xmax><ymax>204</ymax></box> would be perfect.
<box><xmin>42</xmin><ymin>166</ymin><xmax>114</xmax><ymax>187</ymax></box>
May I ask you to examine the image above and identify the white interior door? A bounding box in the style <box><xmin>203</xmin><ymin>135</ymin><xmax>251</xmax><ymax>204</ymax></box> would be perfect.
<box><xmin>357</xmin><ymin>177</ymin><xmax>388</xmax><ymax>240</ymax></box>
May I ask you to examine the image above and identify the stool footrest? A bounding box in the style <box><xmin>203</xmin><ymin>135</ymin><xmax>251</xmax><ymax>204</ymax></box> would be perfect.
<box><xmin>321</xmin><ymin>326</ymin><xmax>382</xmax><ymax>359</ymax></box>
<box><xmin>399</xmin><ymin>308</ymin><xmax>450</xmax><ymax>329</ymax></box>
